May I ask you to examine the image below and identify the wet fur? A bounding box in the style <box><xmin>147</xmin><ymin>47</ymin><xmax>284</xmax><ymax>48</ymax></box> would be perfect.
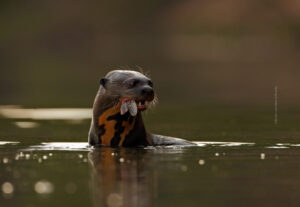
<box><xmin>88</xmin><ymin>69</ymin><xmax>194</xmax><ymax>147</ymax></box>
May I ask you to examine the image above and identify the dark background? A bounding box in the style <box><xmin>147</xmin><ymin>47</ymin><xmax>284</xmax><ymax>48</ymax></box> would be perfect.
<box><xmin>0</xmin><ymin>0</ymin><xmax>299</xmax><ymax>108</ymax></box>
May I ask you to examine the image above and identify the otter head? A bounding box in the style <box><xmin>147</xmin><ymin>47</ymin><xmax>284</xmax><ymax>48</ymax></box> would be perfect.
<box><xmin>99</xmin><ymin>70</ymin><xmax>155</xmax><ymax>116</ymax></box>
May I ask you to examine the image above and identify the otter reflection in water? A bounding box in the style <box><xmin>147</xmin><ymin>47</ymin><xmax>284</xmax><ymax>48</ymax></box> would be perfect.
<box><xmin>88</xmin><ymin>148</ymin><xmax>155</xmax><ymax>207</ymax></box>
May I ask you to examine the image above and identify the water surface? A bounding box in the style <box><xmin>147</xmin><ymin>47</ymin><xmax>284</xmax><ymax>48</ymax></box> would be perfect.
<box><xmin>1</xmin><ymin>106</ymin><xmax>300</xmax><ymax>207</ymax></box>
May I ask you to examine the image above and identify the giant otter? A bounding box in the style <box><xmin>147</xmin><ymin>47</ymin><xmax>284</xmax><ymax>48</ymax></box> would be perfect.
<box><xmin>88</xmin><ymin>70</ymin><xmax>194</xmax><ymax>147</ymax></box>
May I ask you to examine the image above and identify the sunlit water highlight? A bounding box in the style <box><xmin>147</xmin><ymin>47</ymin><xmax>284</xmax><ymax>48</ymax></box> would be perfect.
<box><xmin>26</xmin><ymin>142</ymin><xmax>90</xmax><ymax>151</ymax></box>
<box><xmin>0</xmin><ymin>141</ymin><xmax>19</xmax><ymax>145</ymax></box>
<box><xmin>0</xmin><ymin>106</ymin><xmax>92</xmax><ymax>120</ymax></box>
<box><xmin>5</xmin><ymin>141</ymin><xmax>300</xmax><ymax>151</ymax></box>
<box><xmin>1</xmin><ymin>141</ymin><xmax>300</xmax><ymax>152</ymax></box>
<box><xmin>22</xmin><ymin>141</ymin><xmax>256</xmax><ymax>151</ymax></box>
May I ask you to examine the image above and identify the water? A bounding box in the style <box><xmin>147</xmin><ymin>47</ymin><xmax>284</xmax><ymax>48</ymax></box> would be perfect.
<box><xmin>1</xmin><ymin>106</ymin><xmax>300</xmax><ymax>207</ymax></box>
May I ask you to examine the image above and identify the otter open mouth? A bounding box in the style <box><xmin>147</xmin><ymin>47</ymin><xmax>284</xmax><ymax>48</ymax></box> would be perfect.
<box><xmin>120</xmin><ymin>98</ymin><xmax>149</xmax><ymax>116</ymax></box>
<box><xmin>136</xmin><ymin>100</ymin><xmax>147</xmax><ymax>111</ymax></box>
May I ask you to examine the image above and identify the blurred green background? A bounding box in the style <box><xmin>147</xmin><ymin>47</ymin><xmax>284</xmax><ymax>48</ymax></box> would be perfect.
<box><xmin>1</xmin><ymin>3</ymin><xmax>300</xmax><ymax>206</ymax></box>
<box><xmin>0</xmin><ymin>0</ymin><xmax>299</xmax><ymax>108</ymax></box>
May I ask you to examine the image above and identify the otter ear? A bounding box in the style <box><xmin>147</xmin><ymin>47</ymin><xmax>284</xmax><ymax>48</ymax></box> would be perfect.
<box><xmin>99</xmin><ymin>78</ymin><xmax>108</xmax><ymax>88</ymax></box>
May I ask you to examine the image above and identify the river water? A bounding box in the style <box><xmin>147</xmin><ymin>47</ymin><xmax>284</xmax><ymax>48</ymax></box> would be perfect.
<box><xmin>1</xmin><ymin>105</ymin><xmax>300</xmax><ymax>207</ymax></box>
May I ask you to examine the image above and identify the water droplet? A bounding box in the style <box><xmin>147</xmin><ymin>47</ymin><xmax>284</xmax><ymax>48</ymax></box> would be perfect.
<box><xmin>15</xmin><ymin>155</ymin><xmax>19</xmax><ymax>160</ymax></box>
<box><xmin>1</xmin><ymin>182</ymin><xmax>14</xmax><ymax>195</ymax></box>
<box><xmin>78</xmin><ymin>154</ymin><xmax>83</xmax><ymax>159</ymax></box>
<box><xmin>215</xmin><ymin>153</ymin><xmax>219</xmax><ymax>157</ymax></box>
<box><xmin>2</xmin><ymin>157</ymin><xmax>9</xmax><ymax>164</ymax></box>
<box><xmin>42</xmin><ymin>155</ymin><xmax>48</xmax><ymax>160</ymax></box>
<box><xmin>34</xmin><ymin>180</ymin><xmax>54</xmax><ymax>194</ymax></box>
<box><xmin>25</xmin><ymin>154</ymin><xmax>30</xmax><ymax>160</ymax></box>
<box><xmin>198</xmin><ymin>159</ymin><xmax>205</xmax><ymax>165</ymax></box>
<box><xmin>119</xmin><ymin>158</ymin><xmax>125</xmax><ymax>163</ymax></box>
<box><xmin>260</xmin><ymin>153</ymin><xmax>265</xmax><ymax>160</ymax></box>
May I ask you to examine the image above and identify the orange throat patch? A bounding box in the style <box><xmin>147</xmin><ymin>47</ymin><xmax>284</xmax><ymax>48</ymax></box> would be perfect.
<box><xmin>98</xmin><ymin>101</ymin><xmax>136</xmax><ymax>146</ymax></box>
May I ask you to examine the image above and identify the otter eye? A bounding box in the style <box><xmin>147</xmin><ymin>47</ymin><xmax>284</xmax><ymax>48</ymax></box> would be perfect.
<box><xmin>148</xmin><ymin>80</ymin><xmax>153</xmax><ymax>87</ymax></box>
<box><xmin>129</xmin><ymin>79</ymin><xmax>139</xmax><ymax>88</ymax></box>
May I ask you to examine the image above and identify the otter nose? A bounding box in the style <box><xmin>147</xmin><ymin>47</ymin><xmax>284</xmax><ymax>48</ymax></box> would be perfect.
<box><xmin>141</xmin><ymin>87</ymin><xmax>154</xmax><ymax>99</ymax></box>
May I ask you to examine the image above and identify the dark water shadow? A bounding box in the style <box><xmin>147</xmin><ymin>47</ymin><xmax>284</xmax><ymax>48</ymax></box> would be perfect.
<box><xmin>88</xmin><ymin>148</ymin><xmax>155</xmax><ymax>207</ymax></box>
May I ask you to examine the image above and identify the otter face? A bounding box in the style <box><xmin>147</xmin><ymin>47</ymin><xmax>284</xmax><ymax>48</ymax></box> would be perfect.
<box><xmin>100</xmin><ymin>70</ymin><xmax>156</xmax><ymax>116</ymax></box>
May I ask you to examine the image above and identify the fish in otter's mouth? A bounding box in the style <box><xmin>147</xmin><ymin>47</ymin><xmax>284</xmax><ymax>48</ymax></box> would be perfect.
<box><xmin>120</xmin><ymin>98</ymin><xmax>150</xmax><ymax>116</ymax></box>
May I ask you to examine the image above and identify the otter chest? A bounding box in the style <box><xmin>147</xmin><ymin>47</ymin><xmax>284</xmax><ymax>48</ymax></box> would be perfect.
<box><xmin>98</xmin><ymin>105</ymin><xmax>136</xmax><ymax>147</ymax></box>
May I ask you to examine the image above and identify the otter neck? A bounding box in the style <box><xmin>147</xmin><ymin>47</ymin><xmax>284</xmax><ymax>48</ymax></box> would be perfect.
<box><xmin>95</xmin><ymin>99</ymin><xmax>148</xmax><ymax>147</ymax></box>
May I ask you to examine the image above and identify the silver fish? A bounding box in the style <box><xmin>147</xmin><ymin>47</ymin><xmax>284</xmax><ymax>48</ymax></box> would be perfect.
<box><xmin>128</xmin><ymin>100</ymin><xmax>137</xmax><ymax>116</ymax></box>
<box><xmin>120</xmin><ymin>101</ymin><xmax>129</xmax><ymax>115</ymax></box>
